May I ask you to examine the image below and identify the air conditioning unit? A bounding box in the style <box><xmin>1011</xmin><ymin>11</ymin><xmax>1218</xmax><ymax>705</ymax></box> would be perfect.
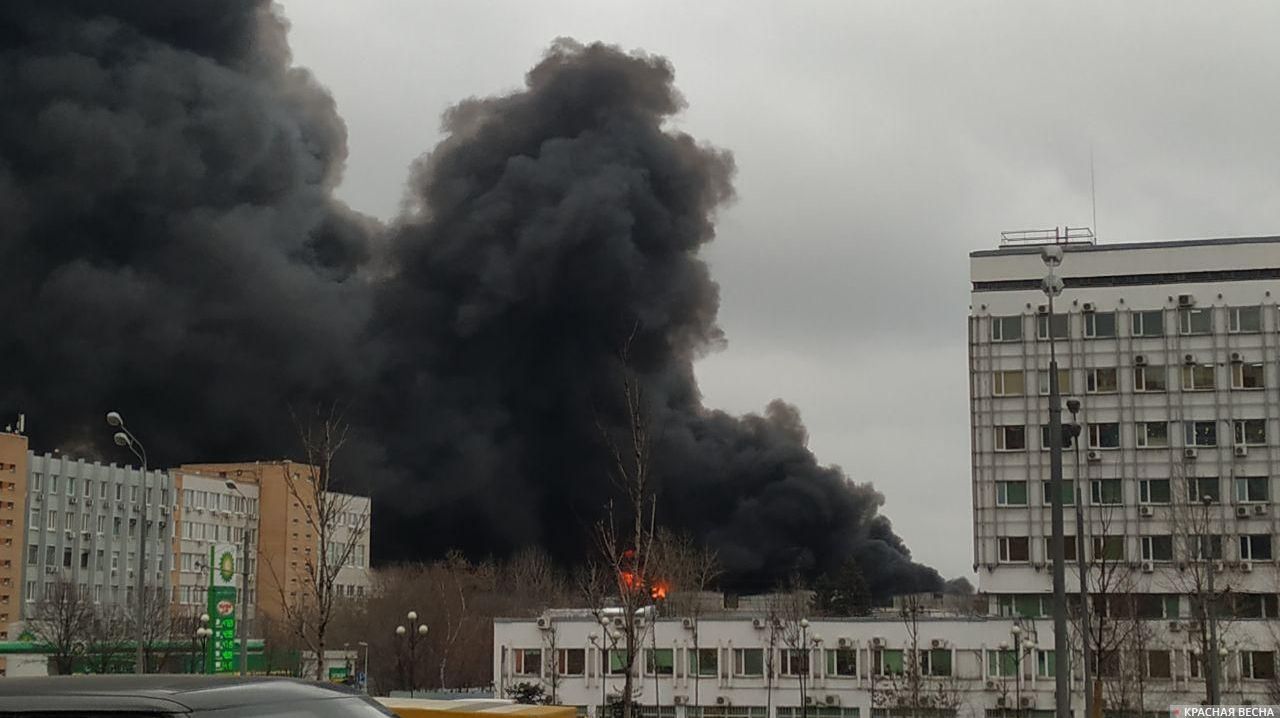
<box><xmin>805</xmin><ymin>697</ymin><xmax>817</xmax><ymax>706</ymax></box>
<box><xmin>985</xmin><ymin>680</ymin><xmax>998</xmax><ymax>691</ymax></box>
<box><xmin>535</xmin><ymin>616</ymin><xmax>551</xmax><ymax>630</ymax></box>
<box><xmin>81</xmin><ymin>531</ymin><xmax>91</xmax><ymax>539</ymax></box>
<box><xmin>1134</xmin><ymin>354</ymin><xmax>1147</xmax><ymax>366</ymax></box>
<box><xmin>612</xmin><ymin>617</ymin><xmax>625</xmax><ymax>629</ymax></box>
<box><xmin>1086</xmin><ymin>450</ymin><xmax>1102</xmax><ymax>462</ymax></box>
<box><xmin>681</xmin><ymin>617</ymin><xmax>695</xmax><ymax>630</ymax></box>
<box><xmin>871</xmin><ymin>637</ymin><xmax>885</xmax><ymax>648</ymax></box>
<box><xmin>1140</xmin><ymin>505</ymin><xmax>1155</xmax><ymax>517</ymax></box>
<box><xmin>1141</xmin><ymin>561</ymin><xmax>1154</xmax><ymax>574</ymax></box>
<box><xmin>1254</xmin><ymin>504</ymin><xmax>1268</xmax><ymax>516</ymax></box>
<box><xmin>634</xmin><ymin>618</ymin><xmax>646</xmax><ymax>630</ymax></box>
<box><xmin>837</xmin><ymin>637</ymin><xmax>851</xmax><ymax>648</ymax></box>
<box><xmin>1037</xmin><ymin>305</ymin><xmax>1049</xmax><ymax>315</ymax></box>
<box><xmin>1178</xmin><ymin>294</ymin><xmax>1195</xmax><ymax>307</ymax></box>
<box><xmin>1184</xmin><ymin>448</ymin><xmax>1198</xmax><ymax>460</ymax></box>
<box><xmin>84</xmin><ymin>499</ymin><xmax>92</xmax><ymax>507</ymax></box>
<box><xmin>996</xmin><ymin>697</ymin><xmax>1008</xmax><ymax>708</ymax></box>
<box><xmin>673</xmin><ymin>696</ymin><xmax>688</xmax><ymax>706</ymax></box>
<box><xmin>1241</xmin><ymin>562</ymin><xmax>1253</xmax><ymax>574</ymax></box>
<box><xmin>1032</xmin><ymin>561</ymin><xmax>1046</xmax><ymax>570</ymax></box>
<box><xmin>825</xmin><ymin>695</ymin><xmax>839</xmax><ymax>706</ymax></box>
<box><xmin>1235</xmin><ymin>445</ymin><xmax>1248</xmax><ymax>457</ymax></box>
<box><xmin>64</xmin><ymin>530</ymin><xmax>73</xmax><ymax>539</ymax></box>
<box><xmin>1236</xmin><ymin>506</ymin><xmax>1250</xmax><ymax>518</ymax></box>
<box><xmin>44</xmin><ymin>566</ymin><xmax>57</xmax><ymax>574</ymax></box>
<box><xmin>1183</xmin><ymin>354</ymin><xmax>1196</xmax><ymax>365</ymax></box>
<box><xmin>931</xmin><ymin>639</ymin><xmax>944</xmax><ymax>649</ymax></box>
<box><xmin>715</xmin><ymin>697</ymin><xmax>730</xmax><ymax>706</ymax></box>
<box><xmin>160</xmin><ymin>506</ymin><xmax>169</xmax><ymax>515</ymax></box>
<box><xmin>1168</xmin><ymin>621</ymin><xmax>1182</xmax><ymax>632</ymax></box>
<box><xmin>1082</xmin><ymin>302</ymin><xmax>1095</xmax><ymax>313</ymax></box>
<box><xmin>752</xmin><ymin>618</ymin><xmax>766</xmax><ymax>630</ymax></box>
<box><xmin>1230</xmin><ymin>352</ymin><xmax>1243</xmax><ymax>363</ymax></box>
<box><xmin>1020</xmin><ymin>697</ymin><xmax>1034</xmax><ymax>708</ymax></box>
<box><xmin>67</xmin><ymin>497</ymin><xmax>77</xmax><ymax>505</ymax></box>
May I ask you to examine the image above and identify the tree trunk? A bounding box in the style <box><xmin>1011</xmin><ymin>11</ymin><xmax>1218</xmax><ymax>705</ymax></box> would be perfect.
<box><xmin>316</xmin><ymin>633</ymin><xmax>326</xmax><ymax>681</ymax></box>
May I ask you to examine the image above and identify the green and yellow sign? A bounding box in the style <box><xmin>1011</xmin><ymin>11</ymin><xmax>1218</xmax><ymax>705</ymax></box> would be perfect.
<box><xmin>207</xmin><ymin>544</ymin><xmax>238</xmax><ymax>673</ymax></box>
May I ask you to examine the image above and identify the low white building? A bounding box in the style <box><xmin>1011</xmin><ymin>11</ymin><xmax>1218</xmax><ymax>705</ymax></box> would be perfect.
<box><xmin>495</xmin><ymin>604</ymin><xmax>1276</xmax><ymax>718</ymax></box>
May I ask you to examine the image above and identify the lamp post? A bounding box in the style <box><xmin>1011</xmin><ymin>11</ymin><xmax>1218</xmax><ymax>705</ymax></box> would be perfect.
<box><xmin>798</xmin><ymin>618</ymin><xmax>810</xmax><ymax>718</ymax></box>
<box><xmin>106</xmin><ymin>411</ymin><xmax>149</xmax><ymax>675</ymax></box>
<box><xmin>195</xmin><ymin>613</ymin><xmax>212</xmax><ymax>674</ymax></box>
<box><xmin>1202</xmin><ymin>494</ymin><xmax>1221</xmax><ymax>705</ymax></box>
<box><xmin>396</xmin><ymin>611</ymin><xmax>428</xmax><ymax>697</ymax></box>
<box><xmin>358</xmin><ymin>640</ymin><xmax>370</xmax><ymax>694</ymax></box>
<box><xmin>590</xmin><ymin>616</ymin><xmax>622</xmax><ymax>718</ymax></box>
<box><xmin>225</xmin><ymin>479</ymin><xmax>254</xmax><ymax>676</ymax></box>
<box><xmin>1066</xmin><ymin>399</ymin><xmax>1094</xmax><ymax>718</ymax></box>
<box><xmin>1038</xmin><ymin>246</ymin><xmax>1070</xmax><ymax>718</ymax></box>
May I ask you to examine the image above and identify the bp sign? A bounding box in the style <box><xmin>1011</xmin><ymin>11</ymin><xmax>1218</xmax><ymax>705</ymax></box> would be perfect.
<box><xmin>207</xmin><ymin>543</ymin><xmax>238</xmax><ymax>673</ymax></box>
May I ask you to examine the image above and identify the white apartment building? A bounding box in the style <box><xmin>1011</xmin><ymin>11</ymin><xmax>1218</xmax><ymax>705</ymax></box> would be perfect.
<box><xmin>495</xmin><ymin>234</ymin><xmax>1280</xmax><ymax>717</ymax></box>
<box><xmin>21</xmin><ymin>453</ymin><xmax>172</xmax><ymax>617</ymax></box>
<box><xmin>171</xmin><ymin>470</ymin><xmax>260</xmax><ymax>618</ymax></box>
<box><xmin>329</xmin><ymin>492</ymin><xmax>373</xmax><ymax>600</ymax></box>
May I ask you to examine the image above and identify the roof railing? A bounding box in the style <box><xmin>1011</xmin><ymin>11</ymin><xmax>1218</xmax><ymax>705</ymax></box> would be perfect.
<box><xmin>1000</xmin><ymin>226</ymin><xmax>1095</xmax><ymax>246</ymax></box>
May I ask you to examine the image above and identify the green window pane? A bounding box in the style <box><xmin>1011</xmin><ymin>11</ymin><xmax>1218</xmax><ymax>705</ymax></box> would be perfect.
<box><xmin>928</xmin><ymin>649</ymin><xmax>952</xmax><ymax>676</ymax></box>
<box><xmin>1164</xmin><ymin>596</ymin><xmax>1180</xmax><ymax>619</ymax></box>
<box><xmin>1014</xmin><ymin>595</ymin><xmax>1042</xmax><ymax>618</ymax></box>
<box><xmin>609</xmin><ymin>650</ymin><xmax>627</xmax><ymax>673</ymax></box>
<box><xmin>882</xmin><ymin>649</ymin><xmax>904</xmax><ymax>675</ymax></box>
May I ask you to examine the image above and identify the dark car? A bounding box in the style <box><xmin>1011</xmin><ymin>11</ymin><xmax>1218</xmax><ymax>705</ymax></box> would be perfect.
<box><xmin>0</xmin><ymin>675</ymin><xmax>398</xmax><ymax>717</ymax></box>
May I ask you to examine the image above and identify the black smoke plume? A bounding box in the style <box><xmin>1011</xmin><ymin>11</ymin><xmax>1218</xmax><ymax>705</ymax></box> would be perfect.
<box><xmin>0</xmin><ymin>4</ymin><xmax>942</xmax><ymax>596</ymax></box>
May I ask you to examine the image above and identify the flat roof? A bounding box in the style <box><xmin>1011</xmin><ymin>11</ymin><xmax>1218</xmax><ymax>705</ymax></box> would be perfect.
<box><xmin>971</xmin><ymin>234</ymin><xmax>1280</xmax><ymax>258</ymax></box>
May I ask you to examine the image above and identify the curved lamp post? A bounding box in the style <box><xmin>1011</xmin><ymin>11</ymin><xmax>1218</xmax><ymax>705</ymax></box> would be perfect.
<box><xmin>106</xmin><ymin>411</ymin><xmax>149</xmax><ymax>675</ymax></box>
<box><xmin>396</xmin><ymin>611</ymin><xmax>429</xmax><ymax>697</ymax></box>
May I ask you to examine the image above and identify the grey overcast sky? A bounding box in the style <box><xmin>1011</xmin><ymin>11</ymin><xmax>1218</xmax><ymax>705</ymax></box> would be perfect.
<box><xmin>277</xmin><ymin>0</ymin><xmax>1280</xmax><ymax>580</ymax></box>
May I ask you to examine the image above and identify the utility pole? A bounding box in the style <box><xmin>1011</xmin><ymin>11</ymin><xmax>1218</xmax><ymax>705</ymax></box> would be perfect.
<box><xmin>1203</xmin><ymin>494</ymin><xmax>1220</xmax><ymax>705</ymax></box>
<box><xmin>1067</xmin><ymin>400</ymin><xmax>1093</xmax><ymax>718</ymax></box>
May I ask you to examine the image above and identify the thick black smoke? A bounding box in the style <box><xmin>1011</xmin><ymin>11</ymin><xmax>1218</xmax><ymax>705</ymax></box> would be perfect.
<box><xmin>0</xmin><ymin>5</ymin><xmax>942</xmax><ymax>596</ymax></box>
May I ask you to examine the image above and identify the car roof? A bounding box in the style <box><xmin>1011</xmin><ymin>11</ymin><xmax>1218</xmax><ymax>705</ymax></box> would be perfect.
<box><xmin>0</xmin><ymin>675</ymin><xmax>360</xmax><ymax>712</ymax></box>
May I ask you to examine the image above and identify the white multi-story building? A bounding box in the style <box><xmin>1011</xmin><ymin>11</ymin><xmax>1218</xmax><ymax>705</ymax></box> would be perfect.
<box><xmin>21</xmin><ymin>453</ymin><xmax>172</xmax><ymax>616</ymax></box>
<box><xmin>495</xmin><ymin>234</ymin><xmax>1280</xmax><ymax>717</ymax></box>
<box><xmin>171</xmin><ymin>470</ymin><xmax>260</xmax><ymax>618</ymax></box>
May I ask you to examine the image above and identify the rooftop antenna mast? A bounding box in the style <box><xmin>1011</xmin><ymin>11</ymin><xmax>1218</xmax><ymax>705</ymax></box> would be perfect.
<box><xmin>1090</xmin><ymin>144</ymin><xmax>1098</xmax><ymax>242</ymax></box>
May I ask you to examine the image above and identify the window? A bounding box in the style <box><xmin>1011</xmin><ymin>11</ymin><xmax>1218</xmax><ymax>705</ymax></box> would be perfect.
<box><xmin>992</xmin><ymin>371</ymin><xmax>1025</xmax><ymax>397</ymax></box>
<box><xmin>1041</xmin><ymin>424</ymin><xmax>1079</xmax><ymax>450</ymax></box>
<box><xmin>31</xmin><ymin>474</ymin><xmax>41</xmax><ymax>492</ymax></box>
<box><xmin>1232</xmin><ymin>362</ymin><xmax>1264</xmax><ymax>389</ymax></box>
<box><xmin>920</xmin><ymin>649</ymin><xmax>952</xmax><ymax>676</ymax></box>
<box><xmin>111</xmin><ymin>551</ymin><xmax>119</xmax><ymax>570</ymax></box>
<box><xmin>1083</xmin><ymin>311</ymin><xmax>1116</xmax><ymax>338</ymax></box>
<box><xmin>1146</xmin><ymin>650</ymin><xmax>1172</xmax><ymax>679</ymax></box>
<box><xmin>1036</xmin><ymin>650</ymin><xmax>1056</xmax><ymax>678</ymax></box>
<box><xmin>79</xmin><ymin>551</ymin><xmax>88</xmax><ymax>569</ymax></box>
<box><xmin>513</xmin><ymin>648</ymin><xmax>541</xmax><ymax>676</ymax></box>
<box><xmin>1085</xmin><ymin>367</ymin><xmax>1118</xmax><ymax>393</ymax></box>
<box><xmin>99</xmin><ymin>482</ymin><xmax>106</xmax><ymax>499</ymax></box>
<box><xmin>1139</xmin><ymin>479</ymin><xmax>1170</xmax><ymax>504</ymax></box>
<box><xmin>1184</xmin><ymin>421</ymin><xmax>1217</xmax><ymax>447</ymax></box>
<box><xmin>1234</xmin><ymin>419</ymin><xmax>1266</xmax><ymax>446</ymax></box>
<box><xmin>1242</xmin><ymin>651</ymin><xmax>1276</xmax><ymax>680</ymax></box>
<box><xmin>62</xmin><ymin>548</ymin><xmax>71</xmax><ymax>568</ymax></box>
<box><xmin>25</xmin><ymin>545</ymin><xmax>36</xmax><ymax>565</ymax></box>
<box><xmin>66</xmin><ymin>478</ymin><xmax>75</xmax><ymax>495</ymax></box>
<box><xmin>49</xmin><ymin>476</ymin><xmax>57</xmax><ymax>493</ymax></box>
<box><xmin>988</xmin><ymin>649</ymin><xmax>1017</xmax><ymax>677</ymax></box>
<box><xmin>1136</xmin><ymin>422</ymin><xmax>1169</xmax><ymax>448</ymax></box>
<box><xmin>1042</xmin><ymin>480</ymin><xmax>1076</xmax><ymax>506</ymax></box>
<box><xmin>1133</xmin><ymin>365</ymin><xmax>1167</xmax><ymax>392</ymax></box>
<box><xmin>1090</xmin><ymin>479</ymin><xmax>1122</xmax><ymax>504</ymax></box>
<box><xmin>646</xmin><ymin>648</ymin><xmax>674</xmax><ymax>675</ymax></box>
<box><xmin>875</xmin><ymin>649</ymin><xmax>905</xmax><ymax>676</ymax></box>
<box><xmin>1043</xmin><ymin>537</ymin><xmax>1078</xmax><ymax>562</ymax></box>
<box><xmin>1038</xmin><ymin>368</ymin><xmax>1071</xmax><ymax>395</ymax></box>
<box><xmin>1036</xmin><ymin>313</ymin><xmax>1069</xmax><ymax>341</ymax></box>
<box><xmin>998</xmin><ymin>537</ymin><xmax>1030</xmax><ymax>563</ymax></box>
<box><xmin>995</xmin><ymin>425</ymin><xmax>1026</xmax><ymax>452</ymax></box>
<box><xmin>1192</xmin><ymin>535</ymin><xmax>1223</xmax><ymax>560</ymax></box>
<box><xmin>1132</xmin><ymin>310</ymin><xmax>1164</xmax><ymax>337</ymax></box>
<box><xmin>44</xmin><ymin>546</ymin><xmax>54</xmax><ymax>565</ymax></box>
<box><xmin>1181</xmin><ymin>364</ymin><xmax>1216</xmax><ymax>391</ymax></box>
<box><xmin>1240</xmin><ymin>535</ymin><xmax>1272</xmax><ymax>561</ymax></box>
<box><xmin>826</xmin><ymin>649</ymin><xmax>856</xmax><ymax>677</ymax></box>
<box><xmin>1179</xmin><ymin>307</ymin><xmax>1212</xmax><ymax>335</ymax></box>
<box><xmin>64</xmin><ymin>512</ymin><xmax>73</xmax><ymax>530</ymax></box>
<box><xmin>1088</xmin><ymin>423</ymin><xmax>1120</xmax><ymax>449</ymax></box>
<box><xmin>130</xmin><ymin>486</ymin><xmax>138</xmax><ymax>502</ymax></box>
<box><xmin>1235</xmin><ymin>477</ymin><xmax>1270</xmax><ymax>503</ymax></box>
<box><xmin>115</xmin><ymin>484</ymin><xmax>122</xmax><ymax>501</ymax></box>
<box><xmin>779</xmin><ymin>648</ymin><xmax>809</xmax><ymax>676</ymax></box>
<box><xmin>690</xmin><ymin>648</ymin><xmax>718</xmax><ymax>677</ymax></box>
<box><xmin>557</xmin><ymin>649</ymin><xmax>585</xmax><ymax>676</ymax></box>
<box><xmin>733</xmin><ymin>648</ymin><xmax>764</xmax><ymax>676</ymax></box>
<box><xmin>991</xmin><ymin>316</ymin><xmax>1023</xmax><ymax>342</ymax></box>
<box><xmin>79</xmin><ymin>514</ymin><xmax>89</xmax><ymax>531</ymax></box>
<box><xmin>1228</xmin><ymin>306</ymin><xmax>1262</xmax><ymax>334</ymax></box>
<box><xmin>998</xmin><ymin>594</ymin><xmax>1047</xmax><ymax>618</ymax></box>
<box><xmin>1187</xmin><ymin>476</ymin><xmax>1218</xmax><ymax>504</ymax></box>
<box><xmin>1092</xmin><ymin>536</ymin><xmax>1125</xmax><ymax>561</ymax></box>
<box><xmin>83</xmin><ymin>480</ymin><xmax>91</xmax><ymax>497</ymax></box>
<box><xmin>996</xmin><ymin>481</ymin><xmax>1027</xmax><ymax>506</ymax></box>
<box><xmin>1140</xmin><ymin>536</ymin><xmax>1173</xmax><ymax>562</ymax></box>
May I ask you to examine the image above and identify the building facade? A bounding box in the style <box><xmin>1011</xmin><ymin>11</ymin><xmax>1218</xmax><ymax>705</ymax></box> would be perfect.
<box><xmin>494</xmin><ymin>234</ymin><xmax>1280</xmax><ymax>716</ymax></box>
<box><xmin>21</xmin><ymin>452</ymin><xmax>173</xmax><ymax>619</ymax></box>
<box><xmin>170</xmin><ymin>470</ymin><xmax>260</xmax><ymax>620</ymax></box>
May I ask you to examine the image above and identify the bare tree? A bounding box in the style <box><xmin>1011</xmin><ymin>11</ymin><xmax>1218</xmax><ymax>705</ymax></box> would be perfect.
<box><xmin>764</xmin><ymin>588</ymin><xmax>810</xmax><ymax>718</ymax></box>
<box><xmin>592</xmin><ymin>333</ymin><xmax>662</xmax><ymax>718</ymax></box>
<box><xmin>270</xmin><ymin>405</ymin><xmax>370</xmax><ymax>681</ymax></box>
<box><xmin>30</xmin><ymin>577</ymin><xmax>94</xmax><ymax>675</ymax></box>
<box><xmin>85</xmin><ymin>605</ymin><xmax>133</xmax><ymax>674</ymax></box>
<box><xmin>873</xmin><ymin>594</ymin><xmax>965</xmax><ymax>718</ymax></box>
<box><xmin>653</xmin><ymin>529</ymin><xmax>721</xmax><ymax>708</ymax></box>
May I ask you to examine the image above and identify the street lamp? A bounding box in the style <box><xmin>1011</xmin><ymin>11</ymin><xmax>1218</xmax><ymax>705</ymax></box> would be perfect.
<box><xmin>106</xmin><ymin>411</ymin><xmax>149</xmax><ymax>675</ymax></box>
<box><xmin>225</xmin><ymin>479</ymin><xmax>254</xmax><ymax>676</ymax></box>
<box><xmin>1038</xmin><ymin>246</ymin><xmax>1070</xmax><ymax>718</ymax></box>
<box><xmin>1066</xmin><ymin>398</ymin><xmax>1094</xmax><ymax>718</ymax></box>
<box><xmin>396</xmin><ymin>611</ymin><xmax>428</xmax><ymax>697</ymax></box>
<box><xmin>195</xmin><ymin>613</ymin><xmax>211</xmax><ymax>674</ymax></box>
<box><xmin>356</xmin><ymin>640</ymin><xmax>371</xmax><ymax>693</ymax></box>
<box><xmin>798</xmin><ymin>618</ymin><xmax>810</xmax><ymax>718</ymax></box>
<box><xmin>1203</xmin><ymin>493</ymin><xmax>1221</xmax><ymax>705</ymax></box>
